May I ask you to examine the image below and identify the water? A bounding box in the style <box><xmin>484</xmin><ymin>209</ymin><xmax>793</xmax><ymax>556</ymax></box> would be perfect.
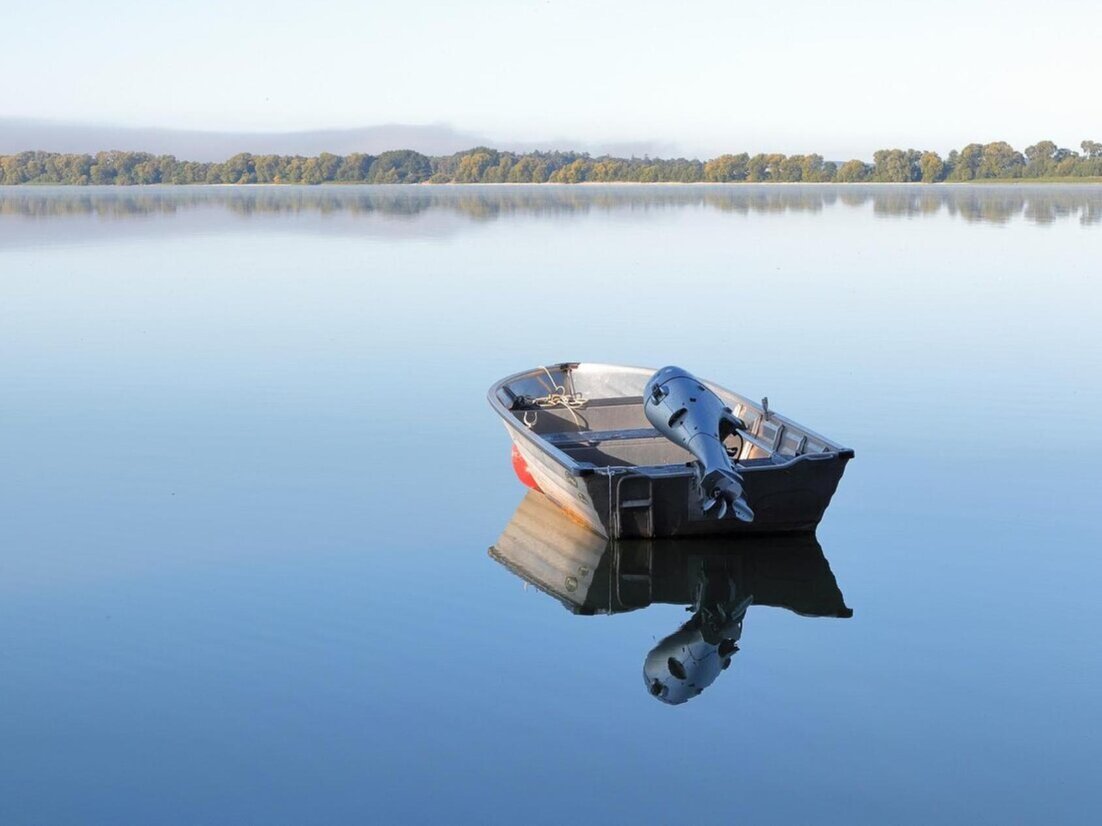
<box><xmin>1</xmin><ymin>184</ymin><xmax>1100</xmax><ymax>823</ymax></box>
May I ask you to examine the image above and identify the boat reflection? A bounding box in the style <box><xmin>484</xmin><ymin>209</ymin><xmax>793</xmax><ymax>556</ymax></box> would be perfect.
<box><xmin>490</xmin><ymin>491</ymin><xmax>852</xmax><ymax>704</ymax></box>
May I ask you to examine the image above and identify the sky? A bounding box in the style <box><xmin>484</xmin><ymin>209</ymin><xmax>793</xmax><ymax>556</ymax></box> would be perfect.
<box><xmin>3</xmin><ymin>0</ymin><xmax>1100</xmax><ymax>159</ymax></box>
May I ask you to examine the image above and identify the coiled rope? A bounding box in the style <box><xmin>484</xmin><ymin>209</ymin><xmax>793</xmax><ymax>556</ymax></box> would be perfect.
<box><xmin>522</xmin><ymin>365</ymin><xmax>587</xmax><ymax>428</ymax></box>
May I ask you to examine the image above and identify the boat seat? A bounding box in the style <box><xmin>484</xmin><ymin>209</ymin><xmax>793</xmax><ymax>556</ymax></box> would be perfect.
<box><xmin>544</xmin><ymin>427</ymin><xmax>662</xmax><ymax>446</ymax></box>
<box><xmin>510</xmin><ymin>395</ymin><xmax>644</xmax><ymax>411</ymax></box>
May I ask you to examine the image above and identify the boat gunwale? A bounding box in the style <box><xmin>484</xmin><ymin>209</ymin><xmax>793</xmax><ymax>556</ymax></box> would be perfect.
<box><xmin>487</xmin><ymin>362</ymin><xmax>853</xmax><ymax>477</ymax></box>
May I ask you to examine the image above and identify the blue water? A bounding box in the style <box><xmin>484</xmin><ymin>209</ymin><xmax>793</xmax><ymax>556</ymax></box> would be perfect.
<box><xmin>1</xmin><ymin>185</ymin><xmax>1100</xmax><ymax>823</ymax></box>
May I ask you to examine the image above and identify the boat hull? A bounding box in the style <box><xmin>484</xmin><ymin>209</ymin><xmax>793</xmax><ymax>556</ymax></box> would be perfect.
<box><xmin>504</xmin><ymin>420</ymin><xmax>851</xmax><ymax>539</ymax></box>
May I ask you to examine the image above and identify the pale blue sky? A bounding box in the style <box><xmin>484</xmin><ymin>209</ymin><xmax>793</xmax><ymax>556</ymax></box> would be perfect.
<box><xmin>5</xmin><ymin>0</ymin><xmax>1099</xmax><ymax>157</ymax></box>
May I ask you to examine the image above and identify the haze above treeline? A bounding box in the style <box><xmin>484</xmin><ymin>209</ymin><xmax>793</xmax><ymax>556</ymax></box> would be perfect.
<box><xmin>2</xmin><ymin>140</ymin><xmax>1101</xmax><ymax>185</ymax></box>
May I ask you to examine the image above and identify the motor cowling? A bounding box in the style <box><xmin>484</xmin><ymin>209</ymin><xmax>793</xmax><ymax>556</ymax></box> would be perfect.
<box><xmin>643</xmin><ymin>366</ymin><xmax>754</xmax><ymax>522</ymax></box>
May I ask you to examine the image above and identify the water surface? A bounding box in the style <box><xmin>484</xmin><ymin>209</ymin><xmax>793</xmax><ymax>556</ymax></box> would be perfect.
<box><xmin>1</xmin><ymin>185</ymin><xmax>1100</xmax><ymax>823</ymax></box>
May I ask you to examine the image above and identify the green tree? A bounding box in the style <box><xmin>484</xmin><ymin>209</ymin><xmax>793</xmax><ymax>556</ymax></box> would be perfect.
<box><xmin>703</xmin><ymin>153</ymin><xmax>749</xmax><ymax>182</ymax></box>
<box><xmin>506</xmin><ymin>155</ymin><xmax>548</xmax><ymax>183</ymax></box>
<box><xmin>454</xmin><ymin>149</ymin><xmax>497</xmax><ymax>182</ymax></box>
<box><xmin>336</xmin><ymin>153</ymin><xmax>374</xmax><ymax>182</ymax></box>
<box><xmin>368</xmin><ymin>150</ymin><xmax>432</xmax><ymax>183</ymax></box>
<box><xmin>222</xmin><ymin>153</ymin><xmax>256</xmax><ymax>184</ymax></box>
<box><xmin>550</xmin><ymin>158</ymin><xmax>591</xmax><ymax>183</ymax></box>
<box><xmin>919</xmin><ymin>151</ymin><xmax>944</xmax><ymax>183</ymax></box>
<box><xmin>1024</xmin><ymin>141</ymin><xmax>1057</xmax><ymax>177</ymax></box>
<box><xmin>800</xmin><ymin>154</ymin><xmax>827</xmax><ymax>182</ymax></box>
<box><xmin>977</xmin><ymin>142</ymin><xmax>1024</xmax><ymax>179</ymax></box>
<box><xmin>590</xmin><ymin>159</ymin><xmax>627</xmax><ymax>181</ymax></box>
<box><xmin>872</xmin><ymin>149</ymin><xmax>921</xmax><ymax>182</ymax></box>
<box><xmin>948</xmin><ymin>144</ymin><xmax>983</xmax><ymax>181</ymax></box>
<box><xmin>777</xmin><ymin>155</ymin><xmax>805</xmax><ymax>182</ymax></box>
<box><xmin>835</xmin><ymin>160</ymin><xmax>869</xmax><ymax>182</ymax></box>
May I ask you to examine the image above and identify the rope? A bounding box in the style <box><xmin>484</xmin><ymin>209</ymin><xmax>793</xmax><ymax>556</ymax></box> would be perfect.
<box><xmin>522</xmin><ymin>365</ymin><xmax>587</xmax><ymax>427</ymax></box>
<box><xmin>605</xmin><ymin>467</ymin><xmax>614</xmax><ymax>535</ymax></box>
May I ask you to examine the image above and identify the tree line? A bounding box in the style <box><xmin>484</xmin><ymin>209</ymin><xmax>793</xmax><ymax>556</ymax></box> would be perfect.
<box><xmin>2</xmin><ymin>141</ymin><xmax>1100</xmax><ymax>185</ymax></box>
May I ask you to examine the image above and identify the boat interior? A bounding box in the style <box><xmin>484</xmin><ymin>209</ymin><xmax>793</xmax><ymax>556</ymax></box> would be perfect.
<box><xmin>494</xmin><ymin>364</ymin><xmax>840</xmax><ymax>470</ymax></box>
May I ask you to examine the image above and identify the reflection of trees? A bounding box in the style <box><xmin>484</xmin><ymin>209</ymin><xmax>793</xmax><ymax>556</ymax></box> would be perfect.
<box><xmin>868</xmin><ymin>190</ymin><xmax>947</xmax><ymax>218</ymax></box>
<box><xmin>0</xmin><ymin>184</ymin><xmax>1099</xmax><ymax>226</ymax></box>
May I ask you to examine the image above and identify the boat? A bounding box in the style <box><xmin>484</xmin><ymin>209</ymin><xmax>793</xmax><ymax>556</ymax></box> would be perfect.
<box><xmin>489</xmin><ymin>490</ymin><xmax>852</xmax><ymax>703</ymax></box>
<box><xmin>488</xmin><ymin>362</ymin><xmax>854</xmax><ymax>538</ymax></box>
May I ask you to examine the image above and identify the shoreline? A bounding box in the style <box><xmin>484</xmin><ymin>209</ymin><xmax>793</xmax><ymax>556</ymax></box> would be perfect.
<box><xmin>3</xmin><ymin>178</ymin><xmax>1102</xmax><ymax>188</ymax></box>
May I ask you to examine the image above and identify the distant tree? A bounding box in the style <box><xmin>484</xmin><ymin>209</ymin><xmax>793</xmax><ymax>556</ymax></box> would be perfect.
<box><xmin>505</xmin><ymin>155</ymin><xmax>547</xmax><ymax>183</ymax></box>
<box><xmin>155</xmin><ymin>155</ymin><xmax>177</xmax><ymax>184</ymax></box>
<box><xmin>299</xmin><ymin>152</ymin><xmax>341</xmax><ymax>184</ymax></box>
<box><xmin>777</xmin><ymin>155</ymin><xmax>805</xmax><ymax>182</ymax></box>
<box><xmin>286</xmin><ymin>156</ymin><xmax>308</xmax><ymax>183</ymax></box>
<box><xmin>131</xmin><ymin>157</ymin><xmax>162</xmax><ymax>184</ymax></box>
<box><xmin>1024</xmin><ymin>141</ymin><xmax>1058</xmax><ymax>177</ymax></box>
<box><xmin>703</xmin><ymin>153</ymin><xmax>749</xmax><ymax>182</ymax></box>
<box><xmin>55</xmin><ymin>153</ymin><xmax>92</xmax><ymax>184</ymax></box>
<box><xmin>222</xmin><ymin>153</ymin><xmax>256</xmax><ymax>184</ymax></box>
<box><xmin>1054</xmin><ymin>151</ymin><xmax>1081</xmax><ymax>177</ymax></box>
<box><xmin>872</xmin><ymin>149</ymin><xmax>921</xmax><ymax>182</ymax></box>
<box><xmin>1078</xmin><ymin>141</ymin><xmax>1102</xmax><ymax>175</ymax></box>
<box><xmin>590</xmin><ymin>159</ymin><xmax>627</xmax><ymax>181</ymax></box>
<box><xmin>88</xmin><ymin>159</ymin><xmax>112</xmax><ymax>185</ymax></box>
<box><xmin>835</xmin><ymin>159</ymin><xmax>869</xmax><ymax>182</ymax></box>
<box><xmin>1</xmin><ymin>153</ymin><xmax>29</xmax><ymax>184</ymax></box>
<box><xmin>249</xmin><ymin>155</ymin><xmax>276</xmax><ymax>183</ymax></box>
<box><xmin>977</xmin><ymin>142</ymin><xmax>1024</xmax><ymax>179</ymax></box>
<box><xmin>454</xmin><ymin>149</ymin><xmax>497</xmax><ymax>183</ymax></box>
<box><xmin>482</xmin><ymin>153</ymin><xmax>515</xmax><ymax>183</ymax></box>
<box><xmin>550</xmin><ymin>158</ymin><xmax>591</xmax><ymax>183</ymax></box>
<box><xmin>948</xmin><ymin>143</ymin><xmax>983</xmax><ymax>181</ymax></box>
<box><xmin>675</xmin><ymin>159</ymin><xmax>704</xmax><ymax>182</ymax></box>
<box><xmin>335</xmin><ymin>153</ymin><xmax>374</xmax><ymax>182</ymax></box>
<box><xmin>368</xmin><ymin>150</ymin><xmax>432</xmax><ymax>183</ymax></box>
<box><xmin>919</xmin><ymin>151</ymin><xmax>944</xmax><ymax>182</ymax></box>
<box><xmin>800</xmin><ymin>154</ymin><xmax>827</xmax><ymax>182</ymax></box>
<box><xmin>944</xmin><ymin>149</ymin><xmax>959</xmax><ymax>179</ymax></box>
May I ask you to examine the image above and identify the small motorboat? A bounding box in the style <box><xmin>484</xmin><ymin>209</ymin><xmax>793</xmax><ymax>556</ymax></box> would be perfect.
<box><xmin>488</xmin><ymin>363</ymin><xmax>853</xmax><ymax>538</ymax></box>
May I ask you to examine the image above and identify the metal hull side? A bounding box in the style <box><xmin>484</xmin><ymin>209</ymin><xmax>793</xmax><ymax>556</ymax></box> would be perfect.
<box><xmin>507</xmin><ymin>422</ymin><xmax>851</xmax><ymax>539</ymax></box>
<box><xmin>505</xmin><ymin>423</ymin><xmax>608</xmax><ymax>537</ymax></box>
<box><xmin>581</xmin><ymin>453</ymin><xmax>853</xmax><ymax>539</ymax></box>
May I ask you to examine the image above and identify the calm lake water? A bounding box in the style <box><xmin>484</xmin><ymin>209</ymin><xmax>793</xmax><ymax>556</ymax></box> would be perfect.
<box><xmin>2</xmin><ymin>184</ymin><xmax>1100</xmax><ymax>823</ymax></box>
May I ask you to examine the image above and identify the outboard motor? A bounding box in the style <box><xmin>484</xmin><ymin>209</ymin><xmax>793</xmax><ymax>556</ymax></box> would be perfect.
<box><xmin>644</xmin><ymin>366</ymin><xmax>754</xmax><ymax>521</ymax></box>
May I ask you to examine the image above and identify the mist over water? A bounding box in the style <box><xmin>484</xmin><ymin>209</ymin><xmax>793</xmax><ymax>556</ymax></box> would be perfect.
<box><xmin>2</xmin><ymin>184</ymin><xmax>1100</xmax><ymax>237</ymax></box>
<box><xmin>1</xmin><ymin>185</ymin><xmax>1100</xmax><ymax>823</ymax></box>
